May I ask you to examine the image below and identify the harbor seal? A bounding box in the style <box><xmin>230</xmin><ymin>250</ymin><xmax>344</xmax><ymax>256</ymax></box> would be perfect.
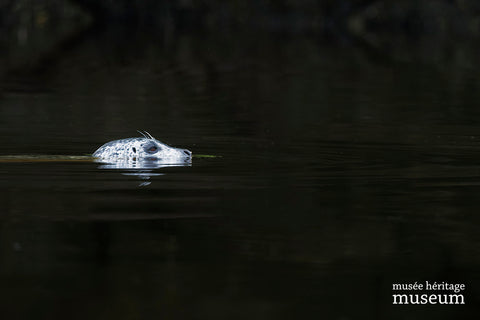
<box><xmin>93</xmin><ymin>131</ymin><xmax>192</xmax><ymax>164</ymax></box>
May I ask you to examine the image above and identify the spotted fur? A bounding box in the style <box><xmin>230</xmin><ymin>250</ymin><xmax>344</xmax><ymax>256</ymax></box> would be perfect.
<box><xmin>93</xmin><ymin>135</ymin><xmax>191</xmax><ymax>164</ymax></box>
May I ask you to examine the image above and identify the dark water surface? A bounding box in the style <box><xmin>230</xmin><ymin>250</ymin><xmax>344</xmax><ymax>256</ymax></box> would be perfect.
<box><xmin>1</xmin><ymin>30</ymin><xmax>480</xmax><ymax>319</ymax></box>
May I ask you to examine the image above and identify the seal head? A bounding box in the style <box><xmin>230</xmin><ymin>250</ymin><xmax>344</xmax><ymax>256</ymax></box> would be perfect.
<box><xmin>93</xmin><ymin>132</ymin><xmax>192</xmax><ymax>164</ymax></box>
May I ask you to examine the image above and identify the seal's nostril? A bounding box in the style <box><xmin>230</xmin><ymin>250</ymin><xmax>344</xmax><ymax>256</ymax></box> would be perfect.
<box><xmin>184</xmin><ymin>150</ymin><xmax>191</xmax><ymax>156</ymax></box>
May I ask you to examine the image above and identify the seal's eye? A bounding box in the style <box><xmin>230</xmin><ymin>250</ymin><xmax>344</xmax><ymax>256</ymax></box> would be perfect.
<box><xmin>132</xmin><ymin>147</ymin><xmax>136</xmax><ymax>153</ymax></box>
<box><xmin>144</xmin><ymin>143</ymin><xmax>161</xmax><ymax>154</ymax></box>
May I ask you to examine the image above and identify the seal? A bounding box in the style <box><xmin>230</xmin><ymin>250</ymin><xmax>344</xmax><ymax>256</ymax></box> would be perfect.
<box><xmin>93</xmin><ymin>131</ymin><xmax>192</xmax><ymax>164</ymax></box>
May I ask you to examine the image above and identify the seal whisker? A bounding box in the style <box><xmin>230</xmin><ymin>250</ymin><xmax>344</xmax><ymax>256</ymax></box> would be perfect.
<box><xmin>144</xmin><ymin>131</ymin><xmax>154</xmax><ymax>139</ymax></box>
<box><xmin>137</xmin><ymin>130</ymin><xmax>149</xmax><ymax>139</ymax></box>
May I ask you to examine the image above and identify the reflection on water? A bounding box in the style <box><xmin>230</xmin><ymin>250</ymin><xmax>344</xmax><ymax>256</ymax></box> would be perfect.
<box><xmin>1</xmin><ymin>27</ymin><xmax>480</xmax><ymax>319</ymax></box>
<box><xmin>96</xmin><ymin>158</ymin><xmax>192</xmax><ymax>186</ymax></box>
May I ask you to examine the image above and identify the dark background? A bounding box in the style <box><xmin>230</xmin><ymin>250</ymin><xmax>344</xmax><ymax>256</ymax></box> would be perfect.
<box><xmin>1</xmin><ymin>1</ymin><xmax>480</xmax><ymax>319</ymax></box>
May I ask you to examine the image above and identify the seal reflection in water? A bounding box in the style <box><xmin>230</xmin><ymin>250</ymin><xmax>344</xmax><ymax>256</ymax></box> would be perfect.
<box><xmin>93</xmin><ymin>131</ymin><xmax>192</xmax><ymax>172</ymax></box>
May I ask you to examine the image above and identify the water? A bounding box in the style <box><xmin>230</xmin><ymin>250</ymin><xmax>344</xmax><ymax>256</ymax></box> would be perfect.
<box><xmin>1</xmin><ymin>30</ymin><xmax>480</xmax><ymax>319</ymax></box>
